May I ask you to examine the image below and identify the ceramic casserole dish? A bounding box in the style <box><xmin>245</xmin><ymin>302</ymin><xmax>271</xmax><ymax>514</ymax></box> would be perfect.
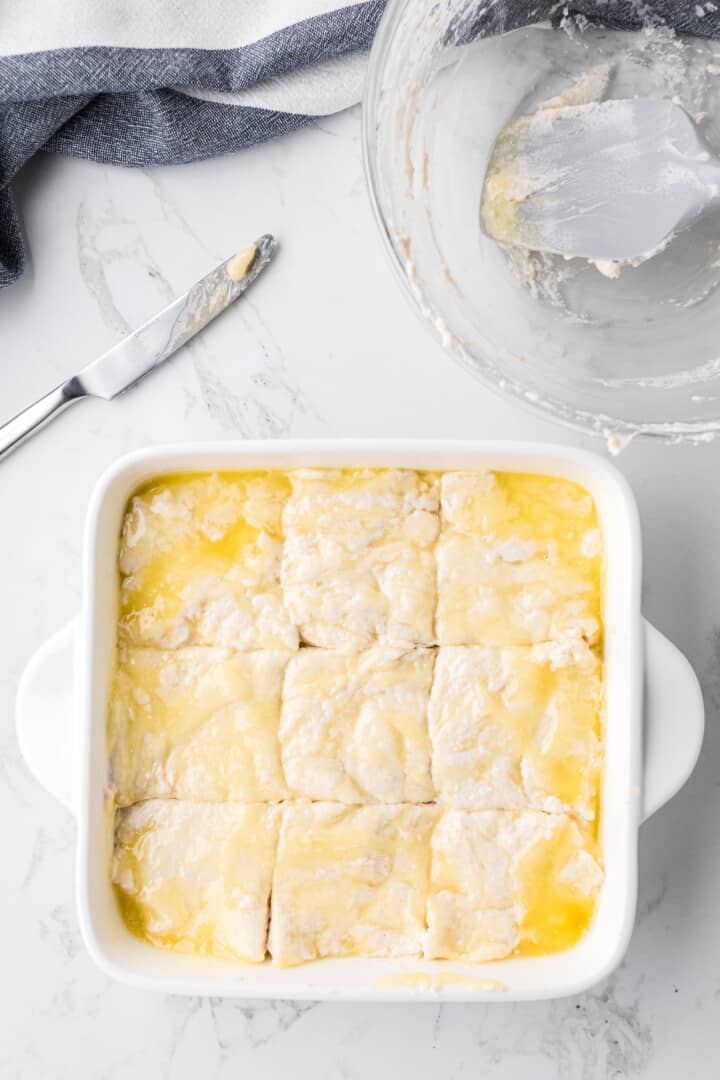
<box><xmin>16</xmin><ymin>440</ymin><xmax>704</xmax><ymax>1001</ymax></box>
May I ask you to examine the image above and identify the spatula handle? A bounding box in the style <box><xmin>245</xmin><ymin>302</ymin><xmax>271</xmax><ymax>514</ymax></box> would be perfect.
<box><xmin>0</xmin><ymin>381</ymin><xmax>82</xmax><ymax>462</ymax></box>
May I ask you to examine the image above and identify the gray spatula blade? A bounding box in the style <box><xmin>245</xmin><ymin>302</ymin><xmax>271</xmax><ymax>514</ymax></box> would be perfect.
<box><xmin>481</xmin><ymin>98</ymin><xmax>720</xmax><ymax>262</ymax></box>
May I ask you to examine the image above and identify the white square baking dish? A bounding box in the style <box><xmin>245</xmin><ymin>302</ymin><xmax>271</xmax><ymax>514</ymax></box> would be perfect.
<box><xmin>16</xmin><ymin>440</ymin><xmax>704</xmax><ymax>1001</ymax></box>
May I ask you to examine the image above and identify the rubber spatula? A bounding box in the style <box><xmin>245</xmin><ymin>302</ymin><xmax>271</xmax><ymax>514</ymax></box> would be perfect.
<box><xmin>481</xmin><ymin>98</ymin><xmax>720</xmax><ymax>263</ymax></box>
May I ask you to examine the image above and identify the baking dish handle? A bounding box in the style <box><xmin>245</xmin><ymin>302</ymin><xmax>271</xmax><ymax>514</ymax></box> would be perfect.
<box><xmin>642</xmin><ymin>619</ymin><xmax>704</xmax><ymax>822</ymax></box>
<box><xmin>16</xmin><ymin>618</ymin><xmax>78</xmax><ymax>816</ymax></box>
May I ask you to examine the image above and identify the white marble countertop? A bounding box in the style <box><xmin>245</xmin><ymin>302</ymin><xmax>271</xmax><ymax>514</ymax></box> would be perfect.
<box><xmin>1</xmin><ymin>106</ymin><xmax>718</xmax><ymax>1079</ymax></box>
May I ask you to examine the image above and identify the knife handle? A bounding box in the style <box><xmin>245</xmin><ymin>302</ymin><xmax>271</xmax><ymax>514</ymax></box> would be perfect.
<box><xmin>0</xmin><ymin>380</ymin><xmax>83</xmax><ymax>462</ymax></box>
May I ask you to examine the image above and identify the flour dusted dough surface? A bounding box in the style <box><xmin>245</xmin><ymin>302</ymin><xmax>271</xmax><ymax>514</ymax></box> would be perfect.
<box><xmin>269</xmin><ymin>801</ymin><xmax>438</xmax><ymax>966</ymax></box>
<box><xmin>112</xmin><ymin>800</ymin><xmax>280</xmax><ymax>962</ymax></box>
<box><xmin>429</xmin><ymin>642</ymin><xmax>602</xmax><ymax>821</ymax></box>
<box><xmin>118</xmin><ymin>472</ymin><xmax>298</xmax><ymax>651</ymax></box>
<box><xmin>281</xmin><ymin>469</ymin><xmax>439</xmax><ymax>651</ymax></box>
<box><xmin>436</xmin><ymin>471</ymin><xmax>602</xmax><ymax>647</ymax></box>
<box><xmin>425</xmin><ymin>809</ymin><xmax>603</xmax><ymax>961</ymax></box>
<box><xmin>109</xmin><ymin>646</ymin><xmax>290</xmax><ymax>805</ymax></box>
<box><xmin>280</xmin><ymin>645</ymin><xmax>435</xmax><ymax>804</ymax></box>
<box><xmin>110</xmin><ymin>466</ymin><xmax>605</xmax><ymax>966</ymax></box>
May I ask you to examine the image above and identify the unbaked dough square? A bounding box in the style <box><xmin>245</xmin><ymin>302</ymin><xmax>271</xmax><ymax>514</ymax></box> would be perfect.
<box><xmin>425</xmin><ymin>809</ymin><xmax>603</xmax><ymax>961</ymax></box>
<box><xmin>281</xmin><ymin>468</ymin><xmax>439</xmax><ymax>651</ymax></box>
<box><xmin>109</xmin><ymin>646</ymin><xmax>290</xmax><ymax>805</ymax></box>
<box><xmin>428</xmin><ymin>643</ymin><xmax>602</xmax><ymax>821</ymax></box>
<box><xmin>118</xmin><ymin>471</ymin><xmax>298</xmax><ymax>650</ymax></box>
<box><xmin>436</xmin><ymin>471</ymin><xmax>602</xmax><ymax>646</ymax></box>
<box><xmin>112</xmin><ymin>800</ymin><xmax>279</xmax><ymax>962</ymax></box>
<box><xmin>280</xmin><ymin>645</ymin><xmax>435</xmax><ymax>804</ymax></box>
<box><xmin>269</xmin><ymin>801</ymin><xmax>437</xmax><ymax>966</ymax></box>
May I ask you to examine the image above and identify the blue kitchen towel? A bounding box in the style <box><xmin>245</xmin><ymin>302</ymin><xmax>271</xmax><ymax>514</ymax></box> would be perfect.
<box><xmin>1</xmin><ymin>0</ymin><xmax>719</xmax><ymax>288</ymax></box>
<box><xmin>0</xmin><ymin>1</ymin><xmax>385</xmax><ymax>287</ymax></box>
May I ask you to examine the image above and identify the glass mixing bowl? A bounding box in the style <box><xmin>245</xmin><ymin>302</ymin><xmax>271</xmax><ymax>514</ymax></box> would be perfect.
<box><xmin>362</xmin><ymin>0</ymin><xmax>720</xmax><ymax>442</ymax></box>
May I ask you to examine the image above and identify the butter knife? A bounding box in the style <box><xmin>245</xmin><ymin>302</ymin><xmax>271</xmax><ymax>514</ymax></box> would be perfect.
<box><xmin>0</xmin><ymin>233</ymin><xmax>277</xmax><ymax>462</ymax></box>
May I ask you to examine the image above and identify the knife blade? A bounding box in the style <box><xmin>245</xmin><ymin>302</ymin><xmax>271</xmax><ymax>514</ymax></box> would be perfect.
<box><xmin>0</xmin><ymin>233</ymin><xmax>277</xmax><ymax>462</ymax></box>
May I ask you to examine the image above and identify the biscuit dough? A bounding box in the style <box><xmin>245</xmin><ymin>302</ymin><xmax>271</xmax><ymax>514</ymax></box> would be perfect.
<box><xmin>429</xmin><ymin>643</ymin><xmax>602</xmax><ymax>821</ymax></box>
<box><xmin>281</xmin><ymin>469</ymin><xmax>439</xmax><ymax>651</ymax></box>
<box><xmin>436</xmin><ymin>471</ymin><xmax>602</xmax><ymax>647</ymax></box>
<box><xmin>110</xmin><ymin>646</ymin><xmax>290</xmax><ymax>804</ymax></box>
<box><xmin>270</xmin><ymin>801</ymin><xmax>438</xmax><ymax>966</ymax></box>
<box><xmin>119</xmin><ymin>472</ymin><xmax>297</xmax><ymax>651</ymax></box>
<box><xmin>280</xmin><ymin>645</ymin><xmax>435</xmax><ymax>803</ymax></box>
<box><xmin>112</xmin><ymin>800</ymin><xmax>280</xmax><ymax>962</ymax></box>
<box><xmin>425</xmin><ymin>809</ymin><xmax>603</xmax><ymax>961</ymax></box>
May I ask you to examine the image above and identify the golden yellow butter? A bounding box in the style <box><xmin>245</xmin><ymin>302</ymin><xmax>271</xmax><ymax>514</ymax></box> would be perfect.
<box><xmin>436</xmin><ymin>471</ymin><xmax>602</xmax><ymax>647</ymax></box>
<box><xmin>109</xmin><ymin>467</ymin><xmax>604</xmax><ymax>966</ymax></box>
<box><xmin>118</xmin><ymin>471</ymin><xmax>296</xmax><ymax>651</ymax></box>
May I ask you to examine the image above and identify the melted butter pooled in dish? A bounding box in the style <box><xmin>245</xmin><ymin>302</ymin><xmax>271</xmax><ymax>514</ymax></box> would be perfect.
<box><xmin>112</xmin><ymin>800</ymin><xmax>280</xmax><ymax>962</ymax></box>
<box><xmin>109</xmin><ymin>646</ymin><xmax>290</xmax><ymax>805</ymax></box>
<box><xmin>429</xmin><ymin>641</ymin><xmax>602</xmax><ymax>823</ymax></box>
<box><xmin>436</xmin><ymin>471</ymin><xmax>602</xmax><ymax>647</ymax></box>
<box><xmin>515</xmin><ymin>813</ymin><xmax>601</xmax><ymax>955</ymax></box>
<box><xmin>425</xmin><ymin>809</ymin><xmax>602</xmax><ymax>961</ymax></box>
<box><xmin>109</xmin><ymin>467</ymin><xmax>605</xmax><ymax>967</ymax></box>
<box><xmin>119</xmin><ymin>472</ymin><xmax>297</xmax><ymax>651</ymax></box>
